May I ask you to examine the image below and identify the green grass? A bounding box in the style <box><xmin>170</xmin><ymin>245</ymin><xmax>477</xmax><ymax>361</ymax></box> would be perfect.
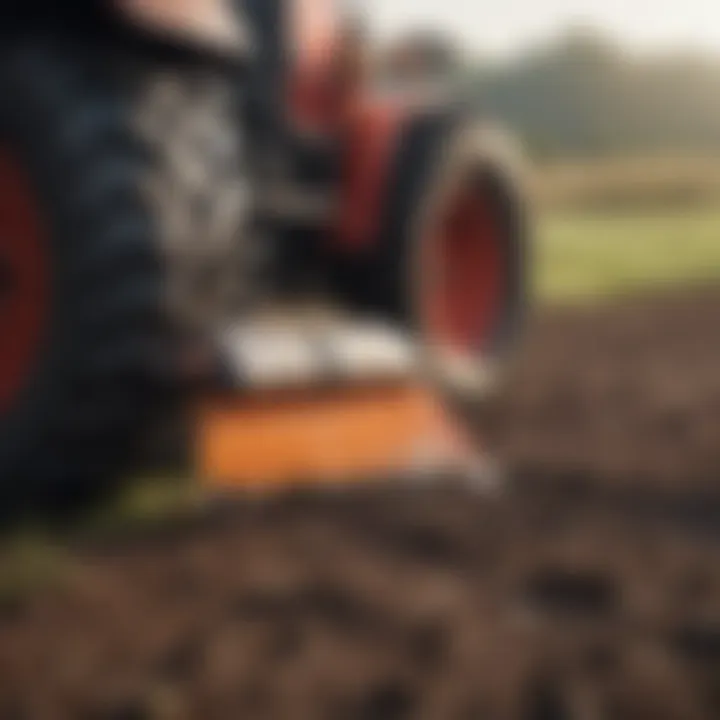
<box><xmin>538</xmin><ymin>207</ymin><xmax>720</xmax><ymax>303</ymax></box>
<box><xmin>0</xmin><ymin>531</ymin><xmax>71</xmax><ymax>609</ymax></box>
<box><xmin>81</xmin><ymin>475</ymin><xmax>202</xmax><ymax>537</ymax></box>
<box><xmin>0</xmin><ymin>478</ymin><xmax>202</xmax><ymax>605</ymax></box>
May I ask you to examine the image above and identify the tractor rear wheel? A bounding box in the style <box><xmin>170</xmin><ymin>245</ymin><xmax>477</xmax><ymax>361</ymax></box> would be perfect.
<box><xmin>0</xmin><ymin>39</ymin><xmax>162</xmax><ymax>515</ymax></box>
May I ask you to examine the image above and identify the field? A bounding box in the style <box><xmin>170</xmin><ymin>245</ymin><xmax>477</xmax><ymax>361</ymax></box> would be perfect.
<box><xmin>2</xmin><ymin>161</ymin><xmax>720</xmax><ymax>719</ymax></box>
<box><xmin>534</xmin><ymin>157</ymin><xmax>720</xmax><ymax>302</ymax></box>
<box><xmin>538</xmin><ymin>208</ymin><xmax>720</xmax><ymax>302</ymax></box>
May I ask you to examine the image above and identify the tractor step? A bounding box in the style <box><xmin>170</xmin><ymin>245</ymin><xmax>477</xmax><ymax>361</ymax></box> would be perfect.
<box><xmin>197</xmin><ymin>314</ymin><xmax>484</xmax><ymax>492</ymax></box>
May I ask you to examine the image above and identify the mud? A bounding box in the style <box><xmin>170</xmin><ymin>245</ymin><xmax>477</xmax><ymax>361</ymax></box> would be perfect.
<box><xmin>1</xmin><ymin>286</ymin><xmax>719</xmax><ymax>720</ymax></box>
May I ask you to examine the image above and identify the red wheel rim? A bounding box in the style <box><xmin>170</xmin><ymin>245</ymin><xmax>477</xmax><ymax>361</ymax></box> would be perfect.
<box><xmin>421</xmin><ymin>177</ymin><xmax>504</xmax><ymax>355</ymax></box>
<box><xmin>0</xmin><ymin>148</ymin><xmax>48</xmax><ymax>415</ymax></box>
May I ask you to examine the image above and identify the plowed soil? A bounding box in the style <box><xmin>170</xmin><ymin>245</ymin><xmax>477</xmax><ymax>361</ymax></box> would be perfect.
<box><xmin>1</xmin><ymin>287</ymin><xmax>719</xmax><ymax>720</ymax></box>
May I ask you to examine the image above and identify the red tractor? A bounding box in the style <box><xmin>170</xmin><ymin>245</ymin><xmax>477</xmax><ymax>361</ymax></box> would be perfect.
<box><xmin>0</xmin><ymin>0</ymin><xmax>527</xmax><ymax>512</ymax></box>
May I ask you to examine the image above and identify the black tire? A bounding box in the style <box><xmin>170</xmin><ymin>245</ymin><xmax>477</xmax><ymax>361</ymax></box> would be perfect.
<box><xmin>0</xmin><ymin>39</ymin><xmax>162</xmax><ymax>516</ymax></box>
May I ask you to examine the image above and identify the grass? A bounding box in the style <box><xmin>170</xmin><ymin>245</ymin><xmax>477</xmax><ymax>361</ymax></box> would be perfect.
<box><xmin>81</xmin><ymin>475</ymin><xmax>202</xmax><ymax>537</ymax></box>
<box><xmin>0</xmin><ymin>478</ymin><xmax>202</xmax><ymax>606</ymax></box>
<box><xmin>537</xmin><ymin>206</ymin><xmax>720</xmax><ymax>303</ymax></box>
<box><xmin>0</xmin><ymin>531</ymin><xmax>71</xmax><ymax>610</ymax></box>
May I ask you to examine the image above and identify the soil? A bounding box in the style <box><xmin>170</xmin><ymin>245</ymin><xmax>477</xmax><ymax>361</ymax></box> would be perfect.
<box><xmin>0</xmin><ymin>286</ymin><xmax>719</xmax><ymax>720</ymax></box>
<box><xmin>491</xmin><ymin>285</ymin><xmax>720</xmax><ymax>497</ymax></box>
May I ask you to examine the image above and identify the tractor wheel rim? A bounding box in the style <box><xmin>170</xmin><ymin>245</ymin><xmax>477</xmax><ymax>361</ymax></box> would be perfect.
<box><xmin>0</xmin><ymin>148</ymin><xmax>48</xmax><ymax>416</ymax></box>
<box><xmin>421</xmin><ymin>174</ymin><xmax>504</xmax><ymax>358</ymax></box>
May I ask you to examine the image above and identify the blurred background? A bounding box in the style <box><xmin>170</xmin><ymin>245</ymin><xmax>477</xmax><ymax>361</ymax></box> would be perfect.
<box><xmin>367</xmin><ymin>0</ymin><xmax>720</xmax><ymax>302</ymax></box>
<box><xmin>1</xmin><ymin>2</ymin><xmax>720</xmax><ymax>719</ymax></box>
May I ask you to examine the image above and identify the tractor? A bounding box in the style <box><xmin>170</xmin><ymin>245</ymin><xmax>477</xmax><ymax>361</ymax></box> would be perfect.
<box><xmin>0</xmin><ymin>0</ymin><xmax>527</xmax><ymax>513</ymax></box>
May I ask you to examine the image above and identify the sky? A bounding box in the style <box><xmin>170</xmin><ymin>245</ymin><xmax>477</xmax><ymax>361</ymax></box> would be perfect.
<box><xmin>362</xmin><ymin>0</ymin><xmax>720</xmax><ymax>57</ymax></box>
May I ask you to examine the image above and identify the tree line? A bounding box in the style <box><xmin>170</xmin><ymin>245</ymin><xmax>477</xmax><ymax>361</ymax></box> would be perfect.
<box><xmin>383</xmin><ymin>28</ymin><xmax>720</xmax><ymax>160</ymax></box>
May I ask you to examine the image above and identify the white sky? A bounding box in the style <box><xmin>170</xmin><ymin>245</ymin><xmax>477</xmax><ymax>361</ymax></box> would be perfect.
<box><xmin>363</xmin><ymin>0</ymin><xmax>720</xmax><ymax>56</ymax></box>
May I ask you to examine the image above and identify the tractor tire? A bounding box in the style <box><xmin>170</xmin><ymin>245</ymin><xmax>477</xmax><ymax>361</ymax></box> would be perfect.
<box><xmin>335</xmin><ymin>113</ymin><xmax>528</xmax><ymax>402</ymax></box>
<box><xmin>118</xmin><ymin>52</ymin><xmax>257</xmax><ymax>470</ymax></box>
<box><xmin>0</xmin><ymin>39</ymin><xmax>162</xmax><ymax>516</ymax></box>
<box><xmin>128</xmin><ymin>59</ymin><xmax>256</xmax><ymax>335</ymax></box>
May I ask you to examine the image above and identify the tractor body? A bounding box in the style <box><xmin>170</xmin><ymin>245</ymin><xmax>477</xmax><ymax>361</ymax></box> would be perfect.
<box><xmin>0</xmin><ymin>0</ymin><xmax>527</xmax><ymax>511</ymax></box>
